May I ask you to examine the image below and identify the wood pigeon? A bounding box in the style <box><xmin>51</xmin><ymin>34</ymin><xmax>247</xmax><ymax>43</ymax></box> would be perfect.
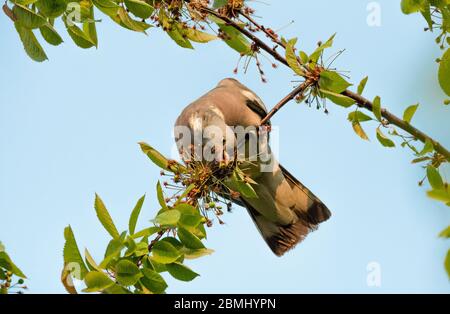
<box><xmin>175</xmin><ymin>78</ymin><xmax>331</xmax><ymax>256</ymax></box>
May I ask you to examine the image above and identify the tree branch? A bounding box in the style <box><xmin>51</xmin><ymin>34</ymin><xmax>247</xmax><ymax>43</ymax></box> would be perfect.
<box><xmin>194</xmin><ymin>3</ymin><xmax>450</xmax><ymax>161</ymax></box>
<box><xmin>260</xmin><ymin>81</ymin><xmax>312</xmax><ymax>125</ymax></box>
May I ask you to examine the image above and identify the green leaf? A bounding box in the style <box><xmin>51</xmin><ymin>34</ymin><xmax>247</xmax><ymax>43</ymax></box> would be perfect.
<box><xmin>427</xmin><ymin>189</ymin><xmax>450</xmax><ymax>203</ymax></box>
<box><xmin>156</xmin><ymin>181</ymin><xmax>169</xmax><ymax>210</ymax></box>
<box><xmin>92</xmin><ymin>0</ymin><xmax>120</xmax><ymax>17</ymax></box>
<box><xmin>13</xmin><ymin>4</ymin><xmax>47</xmax><ymax>29</ymax></box>
<box><xmin>0</xmin><ymin>242</ymin><xmax>4</xmax><ymax>253</ymax></box>
<box><xmin>403</xmin><ymin>104</ymin><xmax>419</xmax><ymax>123</ymax></box>
<box><xmin>151</xmin><ymin>241</ymin><xmax>181</xmax><ymax>264</ymax></box>
<box><xmin>0</xmin><ymin>252</ymin><xmax>26</xmax><ymax>279</ymax></box>
<box><xmin>65</xmin><ymin>19</ymin><xmax>96</xmax><ymax>49</ymax></box>
<box><xmin>357</xmin><ymin>76</ymin><xmax>368</xmax><ymax>95</ymax></box>
<box><xmin>439</xmin><ymin>226</ymin><xmax>450</xmax><ymax>238</ymax></box>
<box><xmin>118</xmin><ymin>7</ymin><xmax>151</xmax><ymax>33</ymax></box>
<box><xmin>83</xmin><ymin>271</ymin><xmax>115</xmax><ymax>292</ymax></box>
<box><xmin>63</xmin><ymin>226</ymin><xmax>88</xmax><ymax>280</ymax></box>
<box><xmin>139</xmin><ymin>142</ymin><xmax>184</xmax><ymax>172</ymax></box>
<box><xmin>182</xmin><ymin>247</ymin><xmax>214</xmax><ymax>260</ymax></box>
<box><xmin>401</xmin><ymin>0</ymin><xmax>427</xmax><ymax>14</ymax></box>
<box><xmin>310</xmin><ymin>33</ymin><xmax>336</xmax><ymax>64</ymax></box>
<box><xmin>438</xmin><ymin>48</ymin><xmax>450</xmax><ymax>96</ymax></box>
<box><xmin>372</xmin><ymin>96</ymin><xmax>382</xmax><ymax>121</ymax></box>
<box><xmin>84</xmin><ymin>249</ymin><xmax>101</xmax><ymax>272</ymax></box>
<box><xmin>115</xmin><ymin>259</ymin><xmax>142</xmax><ymax>286</ymax></box>
<box><xmin>427</xmin><ymin>166</ymin><xmax>444</xmax><ymax>190</ymax></box>
<box><xmin>184</xmin><ymin>28</ymin><xmax>217</xmax><ymax>43</ymax></box>
<box><xmin>14</xmin><ymin>22</ymin><xmax>47</xmax><ymax>62</ymax></box>
<box><xmin>83</xmin><ymin>7</ymin><xmax>98</xmax><ymax>47</ymax></box>
<box><xmin>94</xmin><ymin>194</ymin><xmax>120</xmax><ymax>240</ymax></box>
<box><xmin>124</xmin><ymin>0</ymin><xmax>153</xmax><ymax>19</ymax></box>
<box><xmin>286</xmin><ymin>40</ymin><xmax>305</xmax><ymax>76</ymax></box>
<box><xmin>154</xmin><ymin>210</ymin><xmax>181</xmax><ymax>226</ymax></box>
<box><xmin>217</xmin><ymin>22</ymin><xmax>252</xmax><ymax>55</ymax></box>
<box><xmin>39</xmin><ymin>23</ymin><xmax>63</xmax><ymax>46</ymax></box>
<box><xmin>319</xmin><ymin>70</ymin><xmax>352</xmax><ymax>93</ymax></box>
<box><xmin>129</xmin><ymin>195</ymin><xmax>145</xmax><ymax>235</ymax></box>
<box><xmin>418</xmin><ymin>138</ymin><xmax>434</xmax><ymax>156</ymax></box>
<box><xmin>351</xmin><ymin>121</ymin><xmax>369</xmax><ymax>141</ymax></box>
<box><xmin>166</xmin><ymin>262</ymin><xmax>199</xmax><ymax>282</ymax></box>
<box><xmin>35</xmin><ymin>0</ymin><xmax>67</xmax><ymax>18</ymax></box>
<box><xmin>140</xmin><ymin>268</ymin><xmax>167</xmax><ymax>293</ymax></box>
<box><xmin>320</xmin><ymin>89</ymin><xmax>355</xmax><ymax>107</ymax></box>
<box><xmin>348</xmin><ymin>111</ymin><xmax>372</xmax><ymax>123</ymax></box>
<box><xmin>376</xmin><ymin>128</ymin><xmax>395</xmax><ymax>147</ymax></box>
<box><xmin>212</xmin><ymin>0</ymin><xmax>228</xmax><ymax>9</ymax></box>
<box><xmin>131</xmin><ymin>226</ymin><xmax>161</xmax><ymax>239</ymax></box>
<box><xmin>177</xmin><ymin>227</ymin><xmax>205</xmax><ymax>250</ymax></box>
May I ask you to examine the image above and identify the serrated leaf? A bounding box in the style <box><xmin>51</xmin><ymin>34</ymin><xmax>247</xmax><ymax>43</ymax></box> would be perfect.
<box><xmin>139</xmin><ymin>142</ymin><xmax>185</xmax><ymax>173</ymax></box>
<box><xmin>319</xmin><ymin>70</ymin><xmax>352</xmax><ymax>93</ymax></box>
<box><xmin>92</xmin><ymin>0</ymin><xmax>120</xmax><ymax>17</ymax></box>
<box><xmin>182</xmin><ymin>247</ymin><xmax>214</xmax><ymax>260</ymax></box>
<box><xmin>94</xmin><ymin>194</ymin><xmax>120</xmax><ymax>240</ymax></box>
<box><xmin>376</xmin><ymin>128</ymin><xmax>395</xmax><ymax>147</ymax></box>
<box><xmin>0</xmin><ymin>252</ymin><xmax>26</xmax><ymax>279</ymax></box>
<box><xmin>166</xmin><ymin>262</ymin><xmax>199</xmax><ymax>282</ymax></box>
<box><xmin>153</xmin><ymin>210</ymin><xmax>181</xmax><ymax>226</ymax></box>
<box><xmin>125</xmin><ymin>0</ymin><xmax>153</xmax><ymax>19</ymax></box>
<box><xmin>217</xmin><ymin>22</ymin><xmax>252</xmax><ymax>55</ymax></box>
<box><xmin>128</xmin><ymin>194</ymin><xmax>145</xmax><ymax>235</ymax></box>
<box><xmin>85</xmin><ymin>249</ymin><xmax>101</xmax><ymax>272</ymax></box>
<box><xmin>115</xmin><ymin>259</ymin><xmax>142</xmax><ymax>286</ymax></box>
<box><xmin>35</xmin><ymin>0</ymin><xmax>67</xmax><ymax>18</ymax></box>
<box><xmin>372</xmin><ymin>96</ymin><xmax>382</xmax><ymax>121</ymax></box>
<box><xmin>403</xmin><ymin>104</ymin><xmax>419</xmax><ymax>123</ymax></box>
<box><xmin>427</xmin><ymin>166</ymin><xmax>444</xmax><ymax>190</ymax></box>
<box><xmin>118</xmin><ymin>7</ymin><xmax>151</xmax><ymax>33</ymax></box>
<box><xmin>83</xmin><ymin>271</ymin><xmax>114</xmax><ymax>292</ymax></box>
<box><xmin>177</xmin><ymin>227</ymin><xmax>205</xmax><ymax>250</ymax></box>
<box><xmin>39</xmin><ymin>23</ymin><xmax>63</xmax><ymax>46</ymax></box>
<box><xmin>286</xmin><ymin>40</ymin><xmax>305</xmax><ymax>76</ymax></box>
<box><xmin>14</xmin><ymin>22</ymin><xmax>47</xmax><ymax>62</ymax></box>
<box><xmin>63</xmin><ymin>226</ymin><xmax>88</xmax><ymax>280</ymax></box>
<box><xmin>140</xmin><ymin>268</ymin><xmax>167</xmax><ymax>293</ymax></box>
<box><xmin>320</xmin><ymin>89</ymin><xmax>355</xmax><ymax>107</ymax></box>
<box><xmin>13</xmin><ymin>4</ymin><xmax>46</xmax><ymax>29</ymax></box>
<box><xmin>184</xmin><ymin>28</ymin><xmax>217</xmax><ymax>43</ymax></box>
<box><xmin>151</xmin><ymin>241</ymin><xmax>181</xmax><ymax>264</ymax></box>
<box><xmin>357</xmin><ymin>76</ymin><xmax>368</xmax><ymax>95</ymax></box>
<box><xmin>65</xmin><ymin>19</ymin><xmax>96</xmax><ymax>49</ymax></box>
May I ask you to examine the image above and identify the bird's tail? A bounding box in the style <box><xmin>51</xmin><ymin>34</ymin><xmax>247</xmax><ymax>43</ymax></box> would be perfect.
<box><xmin>242</xmin><ymin>164</ymin><xmax>331</xmax><ymax>256</ymax></box>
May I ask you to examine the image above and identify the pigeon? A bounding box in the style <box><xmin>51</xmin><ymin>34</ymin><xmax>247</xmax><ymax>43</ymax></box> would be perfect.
<box><xmin>174</xmin><ymin>78</ymin><xmax>331</xmax><ymax>256</ymax></box>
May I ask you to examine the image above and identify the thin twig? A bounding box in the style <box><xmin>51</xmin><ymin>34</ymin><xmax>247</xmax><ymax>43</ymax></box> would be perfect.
<box><xmin>189</xmin><ymin>2</ymin><xmax>450</xmax><ymax>161</ymax></box>
<box><xmin>260</xmin><ymin>81</ymin><xmax>312</xmax><ymax>125</ymax></box>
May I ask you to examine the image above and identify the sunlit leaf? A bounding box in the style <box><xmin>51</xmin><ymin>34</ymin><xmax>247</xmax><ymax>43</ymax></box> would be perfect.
<box><xmin>357</xmin><ymin>76</ymin><xmax>368</xmax><ymax>95</ymax></box>
<box><xmin>427</xmin><ymin>166</ymin><xmax>444</xmax><ymax>190</ymax></box>
<box><xmin>14</xmin><ymin>22</ymin><xmax>47</xmax><ymax>62</ymax></box>
<box><xmin>376</xmin><ymin>127</ymin><xmax>395</xmax><ymax>147</ymax></box>
<box><xmin>403</xmin><ymin>104</ymin><xmax>419</xmax><ymax>123</ymax></box>
<box><xmin>166</xmin><ymin>262</ymin><xmax>199</xmax><ymax>282</ymax></box>
<box><xmin>94</xmin><ymin>194</ymin><xmax>120</xmax><ymax>239</ymax></box>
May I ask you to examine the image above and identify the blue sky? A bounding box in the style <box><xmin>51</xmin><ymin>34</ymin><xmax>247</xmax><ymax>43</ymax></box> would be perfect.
<box><xmin>1</xmin><ymin>0</ymin><xmax>449</xmax><ymax>293</ymax></box>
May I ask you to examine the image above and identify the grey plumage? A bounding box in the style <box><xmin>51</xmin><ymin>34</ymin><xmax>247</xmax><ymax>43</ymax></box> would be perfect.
<box><xmin>175</xmin><ymin>78</ymin><xmax>331</xmax><ymax>256</ymax></box>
